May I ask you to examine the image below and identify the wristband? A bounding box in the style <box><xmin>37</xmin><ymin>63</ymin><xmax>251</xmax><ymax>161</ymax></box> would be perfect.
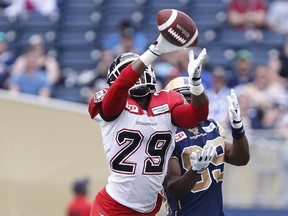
<box><xmin>192</xmin><ymin>77</ymin><xmax>201</xmax><ymax>86</ymax></box>
<box><xmin>190</xmin><ymin>83</ymin><xmax>204</xmax><ymax>96</ymax></box>
<box><xmin>140</xmin><ymin>49</ymin><xmax>158</xmax><ymax>67</ymax></box>
<box><xmin>231</xmin><ymin>125</ymin><xmax>245</xmax><ymax>139</ymax></box>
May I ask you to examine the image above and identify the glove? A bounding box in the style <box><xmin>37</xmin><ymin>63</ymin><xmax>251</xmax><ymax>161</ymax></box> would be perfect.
<box><xmin>190</xmin><ymin>144</ymin><xmax>216</xmax><ymax>174</ymax></box>
<box><xmin>187</xmin><ymin>48</ymin><xmax>207</xmax><ymax>95</ymax></box>
<box><xmin>226</xmin><ymin>89</ymin><xmax>243</xmax><ymax>129</ymax></box>
<box><xmin>149</xmin><ymin>34</ymin><xmax>185</xmax><ymax>56</ymax></box>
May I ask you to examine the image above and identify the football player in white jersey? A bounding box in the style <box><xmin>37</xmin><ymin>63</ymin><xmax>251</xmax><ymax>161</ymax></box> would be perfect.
<box><xmin>88</xmin><ymin>34</ymin><xmax>209</xmax><ymax>216</ymax></box>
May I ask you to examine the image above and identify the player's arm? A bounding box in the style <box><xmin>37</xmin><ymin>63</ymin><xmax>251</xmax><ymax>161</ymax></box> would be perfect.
<box><xmin>172</xmin><ymin>49</ymin><xmax>209</xmax><ymax>128</ymax></box>
<box><xmin>102</xmin><ymin>34</ymin><xmax>184</xmax><ymax>118</ymax></box>
<box><xmin>224</xmin><ymin>89</ymin><xmax>250</xmax><ymax>166</ymax></box>
<box><xmin>164</xmin><ymin>157</ymin><xmax>200</xmax><ymax>200</ymax></box>
<box><xmin>165</xmin><ymin>145</ymin><xmax>216</xmax><ymax>200</ymax></box>
<box><xmin>172</xmin><ymin>100</ymin><xmax>208</xmax><ymax>128</ymax></box>
<box><xmin>88</xmin><ymin>64</ymin><xmax>141</xmax><ymax>119</ymax></box>
<box><xmin>100</xmin><ymin>64</ymin><xmax>141</xmax><ymax>119</ymax></box>
<box><xmin>224</xmin><ymin>138</ymin><xmax>249</xmax><ymax>166</ymax></box>
<box><xmin>89</xmin><ymin>34</ymin><xmax>184</xmax><ymax>119</ymax></box>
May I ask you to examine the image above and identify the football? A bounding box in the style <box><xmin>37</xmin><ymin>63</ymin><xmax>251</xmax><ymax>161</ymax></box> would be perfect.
<box><xmin>157</xmin><ymin>9</ymin><xmax>198</xmax><ymax>48</ymax></box>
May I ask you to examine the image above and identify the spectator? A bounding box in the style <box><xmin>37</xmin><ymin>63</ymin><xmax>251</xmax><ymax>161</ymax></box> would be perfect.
<box><xmin>227</xmin><ymin>0</ymin><xmax>267</xmax><ymax>30</ymax></box>
<box><xmin>12</xmin><ymin>35</ymin><xmax>60</xmax><ymax>87</ymax></box>
<box><xmin>236</xmin><ymin>91</ymin><xmax>255</xmax><ymax>131</ymax></box>
<box><xmin>66</xmin><ymin>178</ymin><xmax>92</xmax><ymax>216</ymax></box>
<box><xmin>3</xmin><ymin>0</ymin><xmax>58</xmax><ymax>17</ymax></box>
<box><xmin>206</xmin><ymin>66</ymin><xmax>231</xmax><ymax>128</ymax></box>
<box><xmin>8</xmin><ymin>48</ymin><xmax>51</xmax><ymax>97</ymax></box>
<box><xmin>227</xmin><ymin>49</ymin><xmax>254</xmax><ymax>88</ymax></box>
<box><xmin>241</xmin><ymin>64</ymin><xmax>287</xmax><ymax>129</ymax></box>
<box><xmin>273</xmin><ymin>107</ymin><xmax>288</xmax><ymax>134</ymax></box>
<box><xmin>0</xmin><ymin>0</ymin><xmax>11</xmax><ymax>10</ymax></box>
<box><xmin>152</xmin><ymin>52</ymin><xmax>181</xmax><ymax>89</ymax></box>
<box><xmin>0</xmin><ymin>31</ymin><xmax>14</xmax><ymax>89</ymax></box>
<box><xmin>267</xmin><ymin>36</ymin><xmax>288</xmax><ymax>88</ymax></box>
<box><xmin>262</xmin><ymin>101</ymin><xmax>287</xmax><ymax>129</ymax></box>
<box><xmin>153</xmin><ymin>59</ymin><xmax>178</xmax><ymax>89</ymax></box>
<box><xmin>103</xmin><ymin>20</ymin><xmax>148</xmax><ymax>55</ymax></box>
<box><xmin>266</xmin><ymin>0</ymin><xmax>288</xmax><ymax>34</ymax></box>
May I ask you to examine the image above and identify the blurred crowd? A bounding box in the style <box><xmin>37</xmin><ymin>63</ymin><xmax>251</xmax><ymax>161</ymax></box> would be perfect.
<box><xmin>0</xmin><ymin>0</ymin><xmax>288</xmax><ymax>133</ymax></box>
<box><xmin>0</xmin><ymin>0</ymin><xmax>59</xmax><ymax>18</ymax></box>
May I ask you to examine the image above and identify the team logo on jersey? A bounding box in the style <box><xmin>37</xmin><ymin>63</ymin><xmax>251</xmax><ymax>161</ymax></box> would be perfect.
<box><xmin>126</xmin><ymin>104</ymin><xmax>139</xmax><ymax>113</ymax></box>
<box><xmin>175</xmin><ymin>131</ymin><xmax>187</xmax><ymax>142</ymax></box>
<box><xmin>188</xmin><ymin>126</ymin><xmax>208</xmax><ymax>139</ymax></box>
<box><xmin>152</xmin><ymin>104</ymin><xmax>169</xmax><ymax>115</ymax></box>
<box><xmin>202</xmin><ymin>122</ymin><xmax>216</xmax><ymax>133</ymax></box>
<box><xmin>93</xmin><ymin>89</ymin><xmax>107</xmax><ymax>102</ymax></box>
<box><xmin>188</xmin><ymin>126</ymin><xmax>199</xmax><ymax>134</ymax></box>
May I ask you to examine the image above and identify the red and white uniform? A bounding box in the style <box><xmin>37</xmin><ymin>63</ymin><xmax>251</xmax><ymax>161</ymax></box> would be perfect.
<box><xmin>88</xmin><ymin>64</ymin><xmax>208</xmax><ymax>214</ymax></box>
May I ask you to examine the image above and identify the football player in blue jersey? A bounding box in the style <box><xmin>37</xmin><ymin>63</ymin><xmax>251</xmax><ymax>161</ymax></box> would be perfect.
<box><xmin>163</xmin><ymin>76</ymin><xmax>250</xmax><ymax>216</ymax></box>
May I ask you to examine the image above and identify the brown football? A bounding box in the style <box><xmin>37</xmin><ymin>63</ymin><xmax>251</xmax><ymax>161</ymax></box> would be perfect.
<box><xmin>157</xmin><ymin>9</ymin><xmax>198</xmax><ymax>48</ymax></box>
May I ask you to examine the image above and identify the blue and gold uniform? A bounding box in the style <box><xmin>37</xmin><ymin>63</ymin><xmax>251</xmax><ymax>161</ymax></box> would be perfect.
<box><xmin>165</xmin><ymin>119</ymin><xmax>226</xmax><ymax>216</ymax></box>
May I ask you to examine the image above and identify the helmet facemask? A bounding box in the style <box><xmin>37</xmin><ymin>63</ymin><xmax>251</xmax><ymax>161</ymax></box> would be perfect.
<box><xmin>107</xmin><ymin>52</ymin><xmax>157</xmax><ymax>97</ymax></box>
<box><xmin>129</xmin><ymin>65</ymin><xmax>156</xmax><ymax>97</ymax></box>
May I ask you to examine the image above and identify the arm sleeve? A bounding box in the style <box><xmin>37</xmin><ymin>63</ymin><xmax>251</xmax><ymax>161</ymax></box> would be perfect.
<box><xmin>88</xmin><ymin>64</ymin><xmax>140</xmax><ymax>119</ymax></box>
<box><xmin>172</xmin><ymin>99</ymin><xmax>209</xmax><ymax>128</ymax></box>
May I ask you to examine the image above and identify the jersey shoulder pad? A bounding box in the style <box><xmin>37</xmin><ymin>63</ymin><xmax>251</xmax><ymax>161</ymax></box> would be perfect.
<box><xmin>150</xmin><ymin>90</ymin><xmax>184</xmax><ymax>115</ymax></box>
<box><xmin>157</xmin><ymin>90</ymin><xmax>184</xmax><ymax>106</ymax></box>
<box><xmin>207</xmin><ymin>119</ymin><xmax>226</xmax><ymax>138</ymax></box>
<box><xmin>216</xmin><ymin>121</ymin><xmax>226</xmax><ymax>138</ymax></box>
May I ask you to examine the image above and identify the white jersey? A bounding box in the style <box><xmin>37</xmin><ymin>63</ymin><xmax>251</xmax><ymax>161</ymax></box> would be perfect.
<box><xmin>92</xmin><ymin>90</ymin><xmax>183</xmax><ymax>213</ymax></box>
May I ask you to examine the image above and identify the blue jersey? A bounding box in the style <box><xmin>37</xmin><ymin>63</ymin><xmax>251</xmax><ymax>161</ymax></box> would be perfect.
<box><xmin>165</xmin><ymin>119</ymin><xmax>226</xmax><ymax>216</ymax></box>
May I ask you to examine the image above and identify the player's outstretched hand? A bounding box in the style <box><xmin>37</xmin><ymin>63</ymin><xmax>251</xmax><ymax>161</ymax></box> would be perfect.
<box><xmin>190</xmin><ymin>144</ymin><xmax>216</xmax><ymax>174</ymax></box>
<box><xmin>187</xmin><ymin>48</ymin><xmax>207</xmax><ymax>86</ymax></box>
<box><xmin>149</xmin><ymin>34</ymin><xmax>185</xmax><ymax>56</ymax></box>
<box><xmin>187</xmin><ymin>48</ymin><xmax>207</xmax><ymax>95</ymax></box>
<box><xmin>226</xmin><ymin>89</ymin><xmax>243</xmax><ymax>129</ymax></box>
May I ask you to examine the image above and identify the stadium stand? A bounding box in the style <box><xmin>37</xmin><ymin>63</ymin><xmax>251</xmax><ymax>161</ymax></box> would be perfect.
<box><xmin>1</xmin><ymin>0</ymin><xmax>287</xmax><ymax>102</ymax></box>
